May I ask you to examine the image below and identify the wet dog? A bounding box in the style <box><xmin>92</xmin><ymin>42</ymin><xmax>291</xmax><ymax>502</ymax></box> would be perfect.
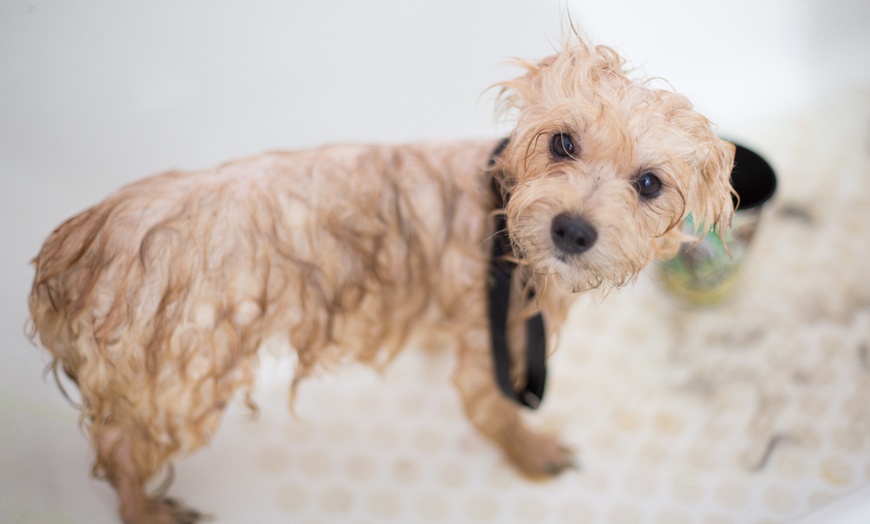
<box><xmin>29</xmin><ymin>36</ymin><xmax>734</xmax><ymax>523</ymax></box>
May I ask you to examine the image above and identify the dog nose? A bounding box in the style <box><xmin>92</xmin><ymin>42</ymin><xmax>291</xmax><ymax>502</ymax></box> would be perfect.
<box><xmin>550</xmin><ymin>213</ymin><xmax>597</xmax><ymax>255</ymax></box>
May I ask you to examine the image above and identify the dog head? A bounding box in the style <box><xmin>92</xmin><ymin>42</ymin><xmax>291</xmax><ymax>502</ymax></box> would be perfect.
<box><xmin>495</xmin><ymin>39</ymin><xmax>735</xmax><ymax>293</ymax></box>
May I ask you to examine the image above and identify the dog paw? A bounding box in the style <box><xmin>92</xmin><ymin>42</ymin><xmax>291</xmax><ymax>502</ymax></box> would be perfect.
<box><xmin>138</xmin><ymin>498</ymin><xmax>211</xmax><ymax>524</ymax></box>
<box><xmin>506</xmin><ymin>432</ymin><xmax>580</xmax><ymax>479</ymax></box>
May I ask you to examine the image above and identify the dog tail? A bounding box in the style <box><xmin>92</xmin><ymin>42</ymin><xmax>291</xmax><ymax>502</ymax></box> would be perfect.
<box><xmin>27</xmin><ymin>202</ymin><xmax>115</xmax><ymax>388</ymax></box>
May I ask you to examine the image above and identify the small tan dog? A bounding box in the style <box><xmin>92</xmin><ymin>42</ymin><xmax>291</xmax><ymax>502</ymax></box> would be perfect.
<box><xmin>29</xmin><ymin>36</ymin><xmax>734</xmax><ymax>523</ymax></box>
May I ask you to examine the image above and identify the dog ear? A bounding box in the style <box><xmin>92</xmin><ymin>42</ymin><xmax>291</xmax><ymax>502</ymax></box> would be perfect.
<box><xmin>652</xmin><ymin>139</ymin><xmax>734</xmax><ymax>259</ymax></box>
<box><xmin>690</xmin><ymin>138</ymin><xmax>736</xmax><ymax>240</ymax></box>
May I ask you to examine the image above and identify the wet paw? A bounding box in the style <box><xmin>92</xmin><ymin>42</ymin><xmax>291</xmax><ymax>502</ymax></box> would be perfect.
<box><xmin>147</xmin><ymin>497</ymin><xmax>211</xmax><ymax>524</ymax></box>
<box><xmin>506</xmin><ymin>432</ymin><xmax>580</xmax><ymax>479</ymax></box>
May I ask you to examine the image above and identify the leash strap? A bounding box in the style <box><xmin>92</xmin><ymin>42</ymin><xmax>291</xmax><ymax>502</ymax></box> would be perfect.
<box><xmin>487</xmin><ymin>139</ymin><xmax>548</xmax><ymax>410</ymax></box>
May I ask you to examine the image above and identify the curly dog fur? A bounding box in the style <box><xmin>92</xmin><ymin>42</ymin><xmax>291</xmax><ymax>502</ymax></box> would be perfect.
<box><xmin>29</xmin><ymin>36</ymin><xmax>734</xmax><ymax>523</ymax></box>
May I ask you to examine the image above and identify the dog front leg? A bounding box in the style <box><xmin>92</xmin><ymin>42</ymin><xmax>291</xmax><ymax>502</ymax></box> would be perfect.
<box><xmin>453</xmin><ymin>334</ymin><xmax>576</xmax><ymax>478</ymax></box>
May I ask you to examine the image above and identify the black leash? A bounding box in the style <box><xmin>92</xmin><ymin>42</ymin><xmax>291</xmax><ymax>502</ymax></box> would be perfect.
<box><xmin>487</xmin><ymin>138</ymin><xmax>548</xmax><ymax>410</ymax></box>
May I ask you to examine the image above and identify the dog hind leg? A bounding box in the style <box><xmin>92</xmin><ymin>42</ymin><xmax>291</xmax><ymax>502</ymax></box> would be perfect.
<box><xmin>95</xmin><ymin>426</ymin><xmax>204</xmax><ymax>524</ymax></box>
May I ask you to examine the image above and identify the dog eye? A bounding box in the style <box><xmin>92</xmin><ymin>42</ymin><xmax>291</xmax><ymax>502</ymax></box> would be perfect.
<box><xmin>635</xmin><ymin>172</ymin><xmax>662</xmax><ymax>199</ymax></box>
<box><xmin>549</xmin><ymin>133</ymin><xmax>576</xmax><ymax>160</ymax></box>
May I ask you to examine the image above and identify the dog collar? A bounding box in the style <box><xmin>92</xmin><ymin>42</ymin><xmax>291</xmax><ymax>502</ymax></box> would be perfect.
<box><xmin>487</xmin><ymin>138</ymin><xmax>548</xmax><ymax>410</ymax></box>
